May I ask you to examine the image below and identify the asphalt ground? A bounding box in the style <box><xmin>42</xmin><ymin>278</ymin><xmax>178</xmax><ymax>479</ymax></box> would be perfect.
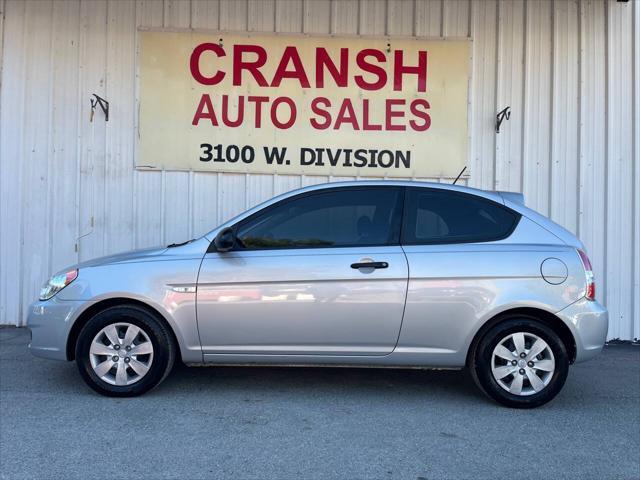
<box><xmin>1</xmin><ymin>327</ymin><xmax>638</xmax><ymax>480</ymax></box>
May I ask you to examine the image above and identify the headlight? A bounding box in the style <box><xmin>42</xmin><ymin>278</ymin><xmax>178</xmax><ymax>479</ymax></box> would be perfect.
<box><xmin>39</xmin><ymin>269</ymin><xmax>78</xmax><ymax>300</ymax></box>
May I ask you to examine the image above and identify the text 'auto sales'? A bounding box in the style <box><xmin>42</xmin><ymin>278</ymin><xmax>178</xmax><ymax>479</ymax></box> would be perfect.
<box><xmin>189</xmin><ymin>43</ymin><xmax>431</xmax><ymax>132</ymax></box>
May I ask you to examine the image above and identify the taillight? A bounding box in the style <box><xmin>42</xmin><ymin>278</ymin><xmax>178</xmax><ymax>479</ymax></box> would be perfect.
<box><xmin>577</xmin><ymin>249</ymin><xmax>595</xmax><ymax>301</ymax></box>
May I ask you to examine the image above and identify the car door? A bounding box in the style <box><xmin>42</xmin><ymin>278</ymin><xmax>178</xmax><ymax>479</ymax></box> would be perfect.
<box><xmin>196</xmin><ymin>186</ymin><xmax>408</xmax><ymax>357</ymax></box>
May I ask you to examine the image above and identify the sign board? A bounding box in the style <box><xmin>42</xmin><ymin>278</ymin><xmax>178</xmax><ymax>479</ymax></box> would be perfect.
<box><xmin>138</xmin><ymin>31</ymin><xmax>470</xmax><ymax>177</ymax></box>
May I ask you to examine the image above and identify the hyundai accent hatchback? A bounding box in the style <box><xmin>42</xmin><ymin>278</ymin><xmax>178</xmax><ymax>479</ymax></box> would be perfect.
<box><xmin>27</xmin><ymin>181</ymin><xmax>607</xmax><ymax>407</ymax></box>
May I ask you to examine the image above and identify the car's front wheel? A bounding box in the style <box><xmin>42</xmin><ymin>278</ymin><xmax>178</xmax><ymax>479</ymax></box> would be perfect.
<box><xmin>75</xmin><ymin>305</ymin><xmax>175</xmax><ymax>397</ymax></box>
<box><xmin>470</xmin><ymin>317</ymin><xmax>569</xmax><ymax>408</ymax></box>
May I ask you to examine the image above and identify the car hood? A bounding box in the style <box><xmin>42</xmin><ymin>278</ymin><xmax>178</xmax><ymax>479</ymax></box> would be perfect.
<box><xmin>71</xmin><ymin>246</ymin><xmax>169</xmax><ymax>269</ymax></box>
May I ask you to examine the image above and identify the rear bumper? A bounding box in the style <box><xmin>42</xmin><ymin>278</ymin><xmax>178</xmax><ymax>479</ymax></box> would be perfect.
<box><xmin>556</xmin><ymin>298</ymin><xmax>608</xmax><ymax>363</ymax></box>
<box><xmin>26</xmin><ymin>298</ymin><xmax>86</xmax><ymax>361</ymax></box>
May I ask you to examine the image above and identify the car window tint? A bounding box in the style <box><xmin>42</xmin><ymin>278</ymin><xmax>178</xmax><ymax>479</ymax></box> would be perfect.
<box><xmin>236</xmin><ymin>188</ymin><xmax>402</xmax><ymax>249</ymax></box>
<box><xmin>403</xmin><ymin>188</ymin><xmax>519</xmax><ymax>244</ymax></box>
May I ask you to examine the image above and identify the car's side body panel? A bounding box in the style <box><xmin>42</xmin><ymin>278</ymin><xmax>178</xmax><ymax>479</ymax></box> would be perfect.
<box><xmin>397</xmin><ymin>243</ymin><xmax>587</xmax><ymax>366</ymax></box>
<box><xmin>197</xmin><ymin>246</ymin><xmax>408</xmax><ymax>355</ymax></box>
<box><xmin>33</xmin><ymin>238</ymin><xmax>211</xmax><ymax>363</ymax></box>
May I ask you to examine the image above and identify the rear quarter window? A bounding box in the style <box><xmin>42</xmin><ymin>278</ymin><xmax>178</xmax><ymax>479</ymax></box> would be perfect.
<box><xmin>402</xmin><ymin>188</ymin><xmax>520</xmax><ymax>245</ymax></box>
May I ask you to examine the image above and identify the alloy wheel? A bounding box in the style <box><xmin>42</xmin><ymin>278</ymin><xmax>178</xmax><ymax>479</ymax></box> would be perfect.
<box><xmin>490</xmin><ymin>332</ymin><xmax>555</xmax><ymax>396</ymax></box>
<box><xmin>89</xmin><ymin>322</ymin><xmax>154</xmax><ymax>386</ymax></box>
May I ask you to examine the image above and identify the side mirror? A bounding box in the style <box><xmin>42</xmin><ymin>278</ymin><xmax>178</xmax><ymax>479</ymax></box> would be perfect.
<box><xmin>213</xmin><ymin>227</ymin><xmax>236</xmax><ymax>252</ymax></box>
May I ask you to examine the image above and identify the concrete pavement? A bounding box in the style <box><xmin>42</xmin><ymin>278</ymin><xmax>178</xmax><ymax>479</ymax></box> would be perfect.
<box><xmin>1</xmin><ymin>327</ymin><xmax>638</xmax><ymax>480</ymax></box>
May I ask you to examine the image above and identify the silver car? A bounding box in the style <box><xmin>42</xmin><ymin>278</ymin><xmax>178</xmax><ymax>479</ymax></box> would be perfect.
<box><xmin>27</xmin><ymin>181</ymin><xmax>607</xmax><ymax>407</ymax></box>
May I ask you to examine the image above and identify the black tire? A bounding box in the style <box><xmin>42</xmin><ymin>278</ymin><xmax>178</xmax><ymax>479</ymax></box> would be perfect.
<box><xmin>469</xmin><ymin>317</ymin><xmax>569</xmax><ymax>408</ymax></box>
<box><xmin>75</xmin><ymin>305</ymin><xmax>176</xmax><ymax>397</ymax></box>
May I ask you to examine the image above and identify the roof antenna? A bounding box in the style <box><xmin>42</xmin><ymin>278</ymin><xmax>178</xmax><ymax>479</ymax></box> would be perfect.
<box><xmin>453</xmin><ymin>166</ymin><xmax>467</xmax><ymax>185</ymax></box>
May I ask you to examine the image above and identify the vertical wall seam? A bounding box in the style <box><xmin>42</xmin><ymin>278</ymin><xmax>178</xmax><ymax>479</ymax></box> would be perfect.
<box><xmin>273</xmin><ymin>0</ymin><xmax>277</xmax><ymax>32</ymax></box>
<box><xmin>492</xmin><ymin>0</ymin><xmax>500</xmax><ymax>190</ymax></box>
<box><xmin>132</xmin><ymin>0</ymin><xmax>139</xmax><ymax>248</ymax></box>
<box><xmin>603</xmin><ymin>0</ymin><xmax>609</xmax><ymax>327</ymax></box>
<box><xmin>160</xmin><ymin>169</ymin><xmax>166</xmax><ymax>243</ymax></box>
<box><xmin>468</xmin><ymin>0</ymin><xmax>474</xmax><ymax>184</ymax></box>
<box><xmin>299</xmin><ymin>0</ymin><xmax>304</xmax><ymax>33</ymax></box>
<box><xmin>102</xmin><ymin>0</ymin><xmax>109</xmax><ymax>256</ymax></box>
<box><xmin>74</xmin><ymin>0</ymin><xmax>83</xmax><ymax>263</ymax></box>
<box><xmin>548</xmin><ymin>0</ymin><xmax>555</xmax><ymax>217</ymax></box>
<box><xmin>439</xmin><ymin>0</ymin><xmax>444</xmax><ymax>38</ymax></box>
<box><xmin>216</xmin><ymin>172</ymin><xmax>221</xmax><ymax>225</ymax></box>
<box><xmin>188</xmin><ymin>171</ymin><xmax>194</xmax><ymax>238</ymax></box>
<box><xmin>132</xmin><ymin>2</ymin><xmax>138</xmax><ymax>248</ymax></box>
<box><xmin>0</xmin><ymin>0</ymin><xmax>5</xmax><ymax>323</ymax></box>
<box><xmin>246</xmin><ymin>0</ymin><xmax>250</xmax><ymax>32</ymax></box>
<box><xmin>46</xmin><ymin>0</ymin><xmax>55</xmax><ymax>277</ymax></box>
<box><xmin>302</xmin><ymin>0</ymin><xmax>307</xmax><ymax>34</ymax></box>
<box><xmin>519</xmin><ymin>0</ymin><xmax>527</xmax><ymax>193</ymax></box>
<box><xmin>129</xmin><ymin>1</ymin><xmax>135</xmax><ymax>251</ymax></box>
<box><xmin>17</xmin><ymin>1</ymin><xmax>29</xmax><ymax>324</ymax></box>
<box><xmin>244</xmin><ymin>172</ymin><xmax>249</xmax><ymax>210</ymax></box>
<box><xmin>329</xmin><ymin>0</ymin><xmax>334</xmax><ymax>34</ymax></box>
<box><xmin>412</xmin><ymin>0</ymin><xmax>416</xmax><ymax>37</ymax></box>
<box><xmin>576</xmin><ymin>0</ymin><xmax>582</xmax><ymax>238</ymax></box>
<box><xmin>385</xmin><ymin>0</ymin><xmax>388</xmax><ymax>36</ymax></box>
<box><xmin>0</xmin><ymin>0</ymin><xmax>5</xmax><ymax>113</ymax></box>
<box><xmin>631</xmin><ymin>0</ymin><xmax>637</xmax><ymax>340</ymax></box>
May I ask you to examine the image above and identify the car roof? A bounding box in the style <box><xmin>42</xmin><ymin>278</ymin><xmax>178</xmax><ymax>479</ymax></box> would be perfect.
<box><xmin>286</xmin><ymin>180</ymin><xmax>506</xmax><ymax>204</ymax></box>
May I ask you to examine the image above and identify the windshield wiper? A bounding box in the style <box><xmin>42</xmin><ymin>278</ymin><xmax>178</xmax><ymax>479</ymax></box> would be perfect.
<box><xmin>167</xmin><ymin>239</ymin><xmax>194</xmax><ymax>248</ymax></box>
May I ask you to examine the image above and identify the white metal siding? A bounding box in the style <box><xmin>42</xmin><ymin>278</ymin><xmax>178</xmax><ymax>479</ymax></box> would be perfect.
<box><xmin>0</xmin><ymin>0</ymin><xmax>638</xmax><ymax>340</ymax></box>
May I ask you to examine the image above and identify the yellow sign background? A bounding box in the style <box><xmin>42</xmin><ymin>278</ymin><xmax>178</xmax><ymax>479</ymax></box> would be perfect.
<box><xmin>138</xmin><ymin>31</ymin><xmax>470</xmax><ymax>177</ymax></box>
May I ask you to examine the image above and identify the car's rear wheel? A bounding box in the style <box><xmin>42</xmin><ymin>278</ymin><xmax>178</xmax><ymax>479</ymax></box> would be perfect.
<box><xmin>75</xmin><ymin>305</ymin><xmax>175</xmax><ymax>397</ymax></box>
<box><xmin>470</xmin><ymin>317</ymin><xmax>569</xmax><ymax>408</ymax></box>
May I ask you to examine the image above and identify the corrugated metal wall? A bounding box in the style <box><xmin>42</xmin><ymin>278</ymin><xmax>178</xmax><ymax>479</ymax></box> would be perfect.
<box><xmin>0</xmin><ymin>0</ymin><xmax>638</xmax><ymax>340</ymax></box>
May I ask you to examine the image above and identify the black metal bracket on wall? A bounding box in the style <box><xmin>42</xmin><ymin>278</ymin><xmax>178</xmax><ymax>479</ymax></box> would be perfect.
<box><xmin>90</xmin><ymin>94</ymin><xmax>109</xmax><ymax>122</ymax></box>
<box><xmin>495</xmin><ymin>106</ymin><xmax>511</xmax><ymax>133</ymax></box>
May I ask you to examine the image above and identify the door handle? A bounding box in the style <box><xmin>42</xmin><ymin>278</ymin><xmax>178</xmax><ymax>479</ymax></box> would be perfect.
<box><xmin>351</xmin><ymin>261</ymin><xmax>389</xmax><ymax>269</ymax></box>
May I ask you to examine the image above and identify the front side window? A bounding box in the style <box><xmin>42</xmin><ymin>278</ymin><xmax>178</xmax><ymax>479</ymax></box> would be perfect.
<box><xmin>236</xmin><ymin>188</ymin><xmax>402</xmax><ymax>249</ymax></box>
<box><xmin>402</xmin><ymin>188</ymin><xmax>520</xmax><ymax>244</ymax></box>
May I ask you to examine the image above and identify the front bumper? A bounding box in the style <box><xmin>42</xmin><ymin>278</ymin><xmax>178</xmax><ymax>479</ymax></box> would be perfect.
<box><xmin>26</xmin><ymin>298</ymin><xmax>87</xmax><ymax>361</ymax></box>
<box><xmin>556</xmin><ymin>298</ymin><xmax>608</xmax><ymax>363</ymax></box>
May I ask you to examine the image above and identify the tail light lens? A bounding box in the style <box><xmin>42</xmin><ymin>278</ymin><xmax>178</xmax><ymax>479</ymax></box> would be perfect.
<box><xmin>577</xmin><ymin>249</ymin><xmax>595</xmax><ymax>301</ymax></box>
